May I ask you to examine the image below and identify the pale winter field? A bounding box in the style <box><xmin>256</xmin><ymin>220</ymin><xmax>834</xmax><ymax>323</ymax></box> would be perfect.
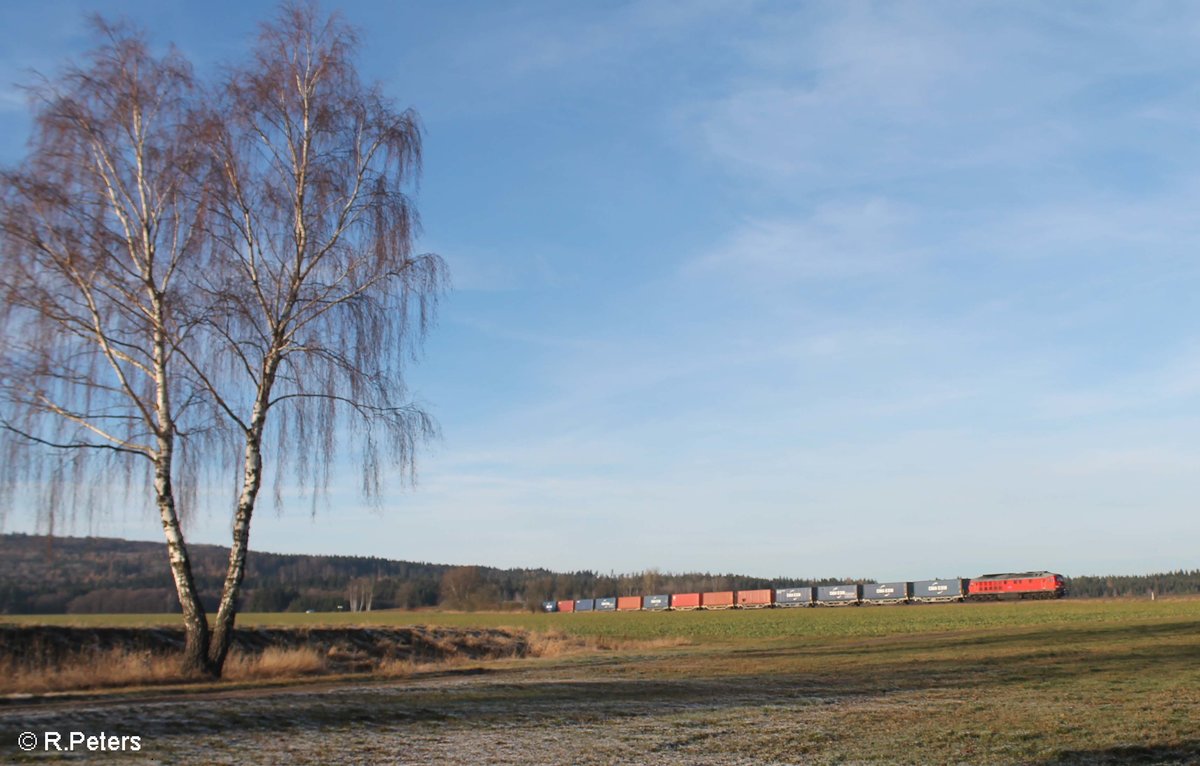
<box><xmin>3</xmin><ymin>599</ymin><xmax>1199</xmax><ymax>764</ymax></box>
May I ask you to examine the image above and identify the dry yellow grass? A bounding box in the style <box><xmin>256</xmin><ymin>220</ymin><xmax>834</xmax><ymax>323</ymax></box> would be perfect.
<box><xmin>526</xmin><ymin>628</ymin><xmax>690</xmax><ymax>657</ymax></box>
<box><xmin>222</xmin><ymin>647</ymin><xmax>326</xmax><ymax>680</ymax></box>
<box><xmin>0</xmin><ymin>648</ymin><xmax>181</xmax><ymax>694</ymax></box>
<box><xmin>0</xmin><ymin>646</ymin><xmax>335</xmax><ymax>693</ymax></box>
<box><xmin>0</xmin><ymin>624</ymin><xmax>538</xmax><ymax>694</ymax></box>
<box><xmin>0</xmin><ymin>639</ymin><xmax>510</xmax><ymax>694</ymax></box>
<box><xmin>374</xmin><ymin>656</ymin><xmax>419</xmax><ymax>677</ymax></box>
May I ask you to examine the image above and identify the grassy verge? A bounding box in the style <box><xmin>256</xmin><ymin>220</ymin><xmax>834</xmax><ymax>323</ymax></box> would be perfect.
<box><xmin>0</xmin><ymin>623</ymin><xmax>682</xmax><ymax>695</ymax></box>
<box><xmin>0</xmin><ymin>646</ymin><xmax>334</xmax><ymax>694</ymax></box>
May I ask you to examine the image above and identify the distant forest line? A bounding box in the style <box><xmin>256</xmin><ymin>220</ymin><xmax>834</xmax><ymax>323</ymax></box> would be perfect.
<box><xmin>0</xmin><ymin>534</ymin><xmax>1195</xmax><ymax>614</ymax></box>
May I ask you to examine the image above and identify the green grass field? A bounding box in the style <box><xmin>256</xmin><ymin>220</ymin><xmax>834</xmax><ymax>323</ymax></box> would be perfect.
<box><xmin>4</xmin><ymin>596</ymin><xmax>1195</xmax><ymax>642</ymax></box>
<box><xmin>5</xmin><ymin>599</ymin><xmax>1199</xmax><ymax>764</ymax></box>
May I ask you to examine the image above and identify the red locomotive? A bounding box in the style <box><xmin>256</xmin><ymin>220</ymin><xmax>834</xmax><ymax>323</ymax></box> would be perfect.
<box><xmin>967</xmin><ymin>571</ymin><xmax>1066</xmax><ymax>600</ymax></box>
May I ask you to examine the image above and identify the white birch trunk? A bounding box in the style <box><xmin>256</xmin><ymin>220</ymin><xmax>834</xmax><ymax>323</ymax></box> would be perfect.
<box><xmin>152</xmin><ymin>319</ymin><xmax>212</xmax><ymax>677</ymax></box>
<box><xmin>208</xmin><ymin>365</ymin><xmax>275</xmax><ymax>673</ymax></box>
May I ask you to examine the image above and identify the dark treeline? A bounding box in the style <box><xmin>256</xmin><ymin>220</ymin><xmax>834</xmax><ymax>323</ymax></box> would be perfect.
<box><xmin>1064</xmin><ymin>571</ymin><xmax>1200</xmax><ymax>598</ymax></box>
<box><xmin>1</xmin><ymin>534</ymin><xmax>525</xmax><ymax>613</ymax></box>
<box><xmin>0</xmin><ymin>534</ymin><xmax>860</xmax><ymax>614</ymax></box>
<box><xmin>2</xmin><ymin>534</ymin><xmax>1195</xmax><ymax>613</ymax></box>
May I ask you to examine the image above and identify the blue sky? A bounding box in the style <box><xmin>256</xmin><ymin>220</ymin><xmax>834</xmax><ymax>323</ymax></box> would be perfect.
<box><xmin>3</xmin><ymin>2</ymin><xmax>1199</xmax><ymax>580</ymax></box>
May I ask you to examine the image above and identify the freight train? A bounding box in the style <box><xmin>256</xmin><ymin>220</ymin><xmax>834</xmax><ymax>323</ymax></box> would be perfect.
<box><xmin>542</xmin><ymin>571</ymin><xmax>1065</xmax><ymax>612</ymax></box>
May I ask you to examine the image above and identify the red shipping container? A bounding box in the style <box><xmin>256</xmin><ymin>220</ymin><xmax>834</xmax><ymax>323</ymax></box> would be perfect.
<box><xmin>701</xmin><ymin>591</ymin><xmax>734</xmax><ymax>609</ymax></box>
<box><xmin>736</xmin><ymin>589</ymin><xmax>772</xmax><ymax>608</ymax></box>
<box><xmin>671</xmin><ymin>593</ymin><xmax>701</xmax><ymax>610</ymax></box>
<box><xmin>556</xmin><ymin>599</ymin><xmax>575</xmax><ymax>613</ymax></box>
<box><xmin>616</xmin><ymin>596</ymin><xmax>641</xmax><ymax>611</ymax></box>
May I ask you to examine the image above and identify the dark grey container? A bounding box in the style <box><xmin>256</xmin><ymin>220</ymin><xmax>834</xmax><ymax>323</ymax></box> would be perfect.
<box><xmin>774</xmin><ymin>587</ymin><xmax>814</xmax><ymax>606</ymax></box>
<box><xmin>816</xmin><ymin>584</ymin><xmax>862</xmax><ymax>604</ymax></box>
<box><xmin>862</xmin><ymin>582</ymin><xmax>911</xmax><ymax>603</ymax></box>
<box><xmin>595</xmin><ymin>597</ymin><xmax>617</xmax><ymax>612</ymax></box>
<box><xmin>911</xmin><ymin>579</ymin><xmax>966</xmax><ymax>601</ymax></box>
<box><xmin>643</xmin><ymin>594</ymin><xmax>670</xmax><ymax>610</ymax></box>
<box><xmin>542</xmin><ymin>600</ymin><xmax>558</xmax><ymax>612</ymax></box>
<box><xmin>575</xmin><ymin>598</ymin><xmax>595</xmax><ymax>612</ymax></box>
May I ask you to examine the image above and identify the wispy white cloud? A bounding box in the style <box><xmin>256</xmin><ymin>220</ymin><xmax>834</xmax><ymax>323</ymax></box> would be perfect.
<box><xmin>0</xmin><ymin>86</ymin><xmax>26</xmax><ymax>115</ymax></box>
<box><xmin>395</xmin><ymin>0</ymin><xmax>737</xmax><ymax>117</ymax></box>
<box><xmin>684</xmin><ymin>4</ymin><xmax>1200</xmax><ymax>195</ymax></box>
<box><xmin>965</xmin><ymin>188</ymin><xmax>1200</xmax><ymax>263</ymax></box>
<box><xmin>432</xmin><ymin>246</ymin><xmax>571</xmax><ymax>293</ymax></box>
<box><xmin>685</xmin><ymin>199</ymin><xmax>923</xmax><ymax>284</ymax></box>
<box><xmin>686</xmin><ymin>9</ymin><xmax>1004</xmax><ymax>184</ymax></box>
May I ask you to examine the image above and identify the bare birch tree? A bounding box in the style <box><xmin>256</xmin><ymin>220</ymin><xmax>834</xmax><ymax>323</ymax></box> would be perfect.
<box><xmin>193</xmin><ymin>4</ymin><xmax>445</xmax><ymax>672</ymax></box>
<box><xmin>347</xmin><ymin>576</ymin><xmax>376</xmax><ymax>613</ymax></box>
<box><xmin>0</xmin><ymin>21</ymin><xmax>217</xmax><ymax>675</ymax></box>
<box><xmin>1</xmin><ymin>4</ymin><xmax>445</xmax><ymax>678</ymax></box>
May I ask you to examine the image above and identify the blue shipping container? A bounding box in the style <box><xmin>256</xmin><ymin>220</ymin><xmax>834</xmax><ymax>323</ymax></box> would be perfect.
<box><xmin>911</xmin><ymin>579</ymin><xmax>966</xmax><ymax>601</ymax></box>
<box><xmin>595</xmin><ymin>597</ymin><xmax>617</xmax><ymax>612</ymax></box>
<box><xmin>816</xmin><ymin>584</ymin><xmax>862</xmax><ymax>604</ymax></box>
<box><xmin>775</xmin><ymin>587</ymin><xmax>814</xmax><ymax>606</ymax></box>
<box><xmin>643</xmin><ymin>594</ymin><xmax>670</xmax><ymax>610</ymax></box>
<box><xmin>575</xmin><ymin>599</ymin><xmax>595</xmax><ymax>612</ymax></box>
<box><xmin>862</xmin><ymin>582</ymin><xmax>910</xmax><ymax>602</ymax></box>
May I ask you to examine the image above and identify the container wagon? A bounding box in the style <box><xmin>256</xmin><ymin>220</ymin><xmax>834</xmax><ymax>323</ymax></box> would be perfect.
<box><xmin>671</xmin><ymin>593</ymin><xmax>701</xmax><ymax>610</ymax></box>
<box><xmin>595</xmin><ymin>597</ymin><xmax>617</xmax><ymax>612</ymax></box>
<box><xmin>736</xmin><ymin>589</ymin><xmax>773</xmax><ymax>608</ymax></box>
<box><xmin>556</xmin><ymin>599</ymin><xmax>576</xmax><ymax>613</ymax></box>
<box><xmin>816</xmin><ymin>584</ymin><xmax>862</xmax><ymax>606</ymax></box>
<box><xmin>701</xmin><ymin>591</ymin><xmax>735</xmax><ymax>610</ymax></box>
<box><xmin>862</xmin><ymin>582</ymin><xmax>910</xmax><ymax>605</ymax></box>
<box><xmin>575</xmin><ymin>598</ymin><xmax>595</xmax><ymax>612</ymax></box>
<box><xmin>617</xmin><ymin>596</ymin><xmax>641</xmax><ymax>611</ymax></box>
<box><xmin>643</xmin><ymin>594</ymin><xmax>670</xmax><ymax>611</ymax></box>
<box><xmin>774</xmin><ymin>587</ymin><xmax>814</xmax><ymax>607</ymax></box>
<box><xmin>911</xmin><ymin>579</ymin><xmax>967</xmax><ymax>603</ymax></box>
